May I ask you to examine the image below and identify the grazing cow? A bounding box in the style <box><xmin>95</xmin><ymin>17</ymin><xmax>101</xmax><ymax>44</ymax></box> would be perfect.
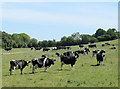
<box><xmin>88</xmin><ymin>44</ymin><xmax>97</xmax><ymax>48</ymax></box>
<box><xmin>35</xmin><ymin>47</ymin><xmax>41</xmax><ymax>50</ymax></box>
<box><xmin>9</xmin><ymin>60</ymin><xmax>30</xmax><ymax>75</ymax></box>
<box><xmin>110</xmin><ymin>47</ymin><xmax>116</xmax><ymax>49</ymax></box>
<box><xmin>32</xmin><ymin>58</ymin><xmax>56</xmax><ymax>73</ymax></box>
<box><xmin>96</xmin><ymin>50</ymin><xmax>105</xmax><ymax>65</ymax></box>
<box><xmin>5</xmin><ymin>48</ymin><xmax>12</xmax><ymax>51</ymax></box>
<box><xmin>43</xmin><ymin>48</ymin><xmax>50</xmax><ymax>51</ymax></box>
<box><xmin>105</xmin><ymin>43</ymin><xmax>110</xmax><ymax>45</ymax></box>
<box><xmin>56</xmin><ymin>52</ymin><xmax>79</xmax><ymax>70</ymax></box>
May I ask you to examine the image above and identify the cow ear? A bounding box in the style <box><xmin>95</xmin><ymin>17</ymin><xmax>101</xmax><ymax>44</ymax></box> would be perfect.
<box><xmin>54</xmin><ymin>59</ymin><xmax>56</xmax><ymax>61</ymax></box>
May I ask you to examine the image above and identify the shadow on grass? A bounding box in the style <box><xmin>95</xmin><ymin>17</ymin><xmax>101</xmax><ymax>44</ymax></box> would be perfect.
<box><xmin>91</xmin><ymin>64</ymin><xmax>100</xmax><ymax>66</ymax></box>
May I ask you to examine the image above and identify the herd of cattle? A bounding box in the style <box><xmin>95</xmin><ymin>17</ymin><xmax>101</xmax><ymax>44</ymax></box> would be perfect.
<box><xmin>7</xmin><ymin>42</ymin><xmax>116</xmax><ymax>75</ymax></box>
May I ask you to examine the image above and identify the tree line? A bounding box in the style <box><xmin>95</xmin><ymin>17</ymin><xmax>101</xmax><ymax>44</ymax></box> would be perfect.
<box><xmin>1</xmin><ymin>28</ymin><xmax>120</xmax><ymax>48</ymax></box>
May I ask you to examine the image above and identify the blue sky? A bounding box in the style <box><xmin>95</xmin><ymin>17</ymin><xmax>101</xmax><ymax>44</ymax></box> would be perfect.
<box><xmin>2</xmin><ymin>2</ymin><xmax>118</xmax><ymax>41</ymax></box>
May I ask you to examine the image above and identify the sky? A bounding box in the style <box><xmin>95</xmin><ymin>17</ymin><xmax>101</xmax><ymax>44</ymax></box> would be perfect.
<box><xmin>2</xmin><ymin>1</ymin><xmax>118</xmax><ymax>41</ymax></box>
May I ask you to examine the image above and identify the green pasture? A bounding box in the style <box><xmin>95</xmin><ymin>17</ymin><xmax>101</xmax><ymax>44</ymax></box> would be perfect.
<box><xmin>2</xmin><ymin>39</ymin><xmax>118</xmax><ymax>87</ymax></box>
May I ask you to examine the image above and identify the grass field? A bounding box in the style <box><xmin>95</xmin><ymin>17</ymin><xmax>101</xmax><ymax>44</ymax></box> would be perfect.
<box><xmin>2</xmin><ymin>39</ymin><xmax>118</xmax><ymax>87</ymax></box>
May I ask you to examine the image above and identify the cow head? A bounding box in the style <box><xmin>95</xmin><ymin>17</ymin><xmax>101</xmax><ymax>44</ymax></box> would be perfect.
<box><xmin>26</xmin><ymin>60</ymin><xmax>31</xmax><ymax>66</ymax></box>
<box><xmin>50</xmin><ymin>59</ymin><xmax>56</xmax><ymax>65</ymax></box>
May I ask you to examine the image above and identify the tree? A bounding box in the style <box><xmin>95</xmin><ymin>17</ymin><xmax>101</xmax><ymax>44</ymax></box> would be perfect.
<box><xmin>95</xmin><ymin>28</ymin><xmax>106</xmax><ymax>38</ymax></box>
<box><xmin>28</xmin><ymin>38</ymin><xmax>38</xmax><ymax>47</ymax></box>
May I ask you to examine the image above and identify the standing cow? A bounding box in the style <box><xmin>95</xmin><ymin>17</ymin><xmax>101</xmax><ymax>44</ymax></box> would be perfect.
<box><xmin>9</xmin><ymin>60</ymin><xmax>30</xmax><ymax>75</ymax></box>
<box><xmin>56</xmin><ymin>52</ymin><xmax>79</xmax><ymax>70</ymax></box>
<box><xmin>32</xmin><ymin>58</ymin><xmax>56</xmax><ymax>73</ymax></box>
<box><xmin>96</xmin><ymin>50</ymin><xmax>105</xmax><ymax>65</ymax></box>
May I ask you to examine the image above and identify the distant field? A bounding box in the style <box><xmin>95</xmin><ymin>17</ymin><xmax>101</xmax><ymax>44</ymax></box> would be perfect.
<box><xmin>2</xmin><ymin>39</ymin><xmax>118</xmax><ymax>87</ymax></box>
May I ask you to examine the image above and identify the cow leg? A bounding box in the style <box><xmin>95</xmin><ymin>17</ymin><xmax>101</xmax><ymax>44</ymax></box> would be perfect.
<box><xmin>12</xmin><ymin>66</ymin><xmax>16</xmax><ymax>75</ymax></box>
<box><xmin>61</xmin><ymin>62</ymin><xmax>63</xmax><ymax>70</ymax></box>
<box><xmin>44</xmin><ymin>67</ymin><xmax>47</xmax><ymax>72</ymax></box>
<box><xmin>32</xmin><ymin>66</ymin><xmax>35</xmax><ymax>73</ymax></box>
<box><xmin>93</xmin><ymin>53</ymin><xmax>95</xmax><ymax>57</ymax></box>
<box><xmin>9</xmin><ymin>68</ymin><xmax>12</xmax><ymax>75</ymax></box>
<box><xmin>21</xmin><ymin>69</ymin><xmax>23</xmax><ymax>75</ymax></box>
<box><xmin>71</xmin><ymin>65</ymin><xmax>74</xmax><ymax>70</ymax></box>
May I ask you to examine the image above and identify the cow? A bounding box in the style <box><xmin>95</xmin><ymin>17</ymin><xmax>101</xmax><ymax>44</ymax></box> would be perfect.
<box><xmin>96</xmin><ymin>50</ymin><xmax>105</xmax><ymax>65</ymax></box>
<box><xmin>56</xmin><ymin>52</ymin><xmax>79</xmax><ymax>70</ymax></box>
<box><xmin>88</xmin><ymin>44</ymin><xmax>97</xmax><ymax>48</ymax></box>
<box><xmin>9</xmin><ymin>60</ymin><xmax>30</xmax><ymax>75</ymax></box>
<box><xmin>110</xmin><ymin>47</ymin><xmax>116</xmax><ymax>49</ymax></box>
<box><xmin>75</xmin><ymin>48</ymin><xmax>90</xmax><ymax>55</ymax></box>
<box><xmin>43</xmin><ymin>48</ymin><xmax>50</xmax><ymax>51</ymax></box>
<box><xmin>66</xmin><ymin>47</ymin><xmax>71</xmax><ymax>50</ymax></box>
<box><xmin>35</xmin><ymin>47</ymin><xmax>41</xmax><ymax>50</ymax></box>
<box><xmin>101</xmin><ymin>44</ymin><xmax>105</xmax><ymax>47</ymax></box>
<box><xmin>32</xmin><ymin>58</ymin><xmax>56</xmax><ymax>73</ymax></box>
<box><xmin>5</xmin><ymin>48</ymin><xmax>12</xmax><ymax>51</ymax></box>
<box><xmin>112</xmin><ymin>44</ymin><xmax>115</xmax><ymax>46</ymax></box>
<box><xmin>75</xmin><ymin>50</ymin><xmax>86</xmax><ymax>55</ymax></box>
<box><xmin>52</xmin><ymin>47</ymin><xmax>57</xmax><ymax>51</ymax></box>
<box><xmin>105</xmin><ymin>43</ymin><xmax>110</xmax><ymax>45</ymax></box>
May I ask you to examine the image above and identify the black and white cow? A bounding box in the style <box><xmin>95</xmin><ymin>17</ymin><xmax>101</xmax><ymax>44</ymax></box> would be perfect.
<box><xmin>52</xmin><ymin>47</ymin><xmax>57</xmax><ymax>51</ymax></box>
<box><xmin>56</xmin><ymin>52</ymin><xmax>79</xmax><ymax>70</ymax></box>
<box><xmin>32</xmin><ymin>58</ymin><xmax>56</xmax><ymax>73</ymax></box>
<box><xmin>9</xmin><ymin>60</ymin><xmax>30</xmax><ymax>75</ymax></box>
<box><xmin>96</xmin><ymin>50</ymin><xmax>105</xmax><ymax>65</ymax></box>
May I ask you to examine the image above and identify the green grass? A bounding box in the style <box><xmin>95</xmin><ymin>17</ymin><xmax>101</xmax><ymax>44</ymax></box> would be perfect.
<box><xmin>2</xmin><ymin>39</ymin><xmax>118</xmax><ymax>87</ymax></box>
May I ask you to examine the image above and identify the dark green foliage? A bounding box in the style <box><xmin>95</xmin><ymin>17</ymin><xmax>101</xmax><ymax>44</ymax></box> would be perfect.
<box><xmin>1</xmin><ymin>28</ymin><xmax>119</xmax><ymax>48</ymax></box>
